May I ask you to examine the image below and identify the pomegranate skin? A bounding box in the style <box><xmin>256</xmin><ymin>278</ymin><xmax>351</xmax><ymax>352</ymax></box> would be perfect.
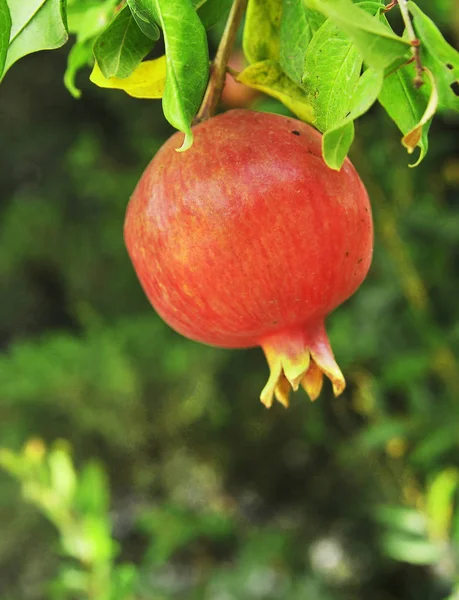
<box><xmin>221</xmin><ymin>50</ymin><xmax>259</xmax><ymax>109</ymax></box>
<box><xmin>125</xmin><ymin>109</ymin><xmax>373</xmax><ymax>407</ymax></box>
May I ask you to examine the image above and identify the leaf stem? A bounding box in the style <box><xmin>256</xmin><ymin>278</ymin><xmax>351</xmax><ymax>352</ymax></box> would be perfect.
<box><xmin>195</xmin><ymin>0</ymin><xmax>248</xmax><ymax>122</ymax></box>
<box><xmin>396</xmin><ymin>0</ymin><xmax>424</xmax><ymax>88</ymax></box>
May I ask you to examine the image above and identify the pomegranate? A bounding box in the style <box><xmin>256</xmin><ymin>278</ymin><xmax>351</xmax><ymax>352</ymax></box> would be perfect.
<box><xmin>124</xmin><ymin>110</ymin><xmax>373</xmax><ymax>408</ymax></box>
<box><xmin>221</xmin><ymin>50</ymin><xmax>259</xmax><ymax>109</ymax></box>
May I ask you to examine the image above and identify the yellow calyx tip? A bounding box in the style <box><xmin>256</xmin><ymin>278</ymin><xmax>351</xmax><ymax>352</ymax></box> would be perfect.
<box><xmin>259</xmin><ymin>324</ymin><xmax>346</xmax><ymax>408</ymax></box>
<box><xmin>301</xmin><ymin>360</ymin><xmax>323</xmax><ymax>401</ymax></box>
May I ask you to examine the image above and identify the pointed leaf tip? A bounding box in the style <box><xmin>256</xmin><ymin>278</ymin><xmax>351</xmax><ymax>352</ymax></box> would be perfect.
<box><xmin>153</xmin><ymin>0</ymin><xmax>208</xmax><ymax>151</ymax></box>
<box><xmin>402</xmin><ymin>68</ymin><xmax>438</xmax><ymax>167</ymax></box>
<box><xmin>175</xmin><ymin>131</ymin><xmax>194</xmax><ymax>152</ymax></box>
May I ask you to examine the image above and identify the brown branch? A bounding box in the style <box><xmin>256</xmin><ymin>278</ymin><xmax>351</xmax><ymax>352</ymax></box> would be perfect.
<box><xmin>382</xmin><ymin>1</ymin><xmax>397</xmax><ymax>13</ymax></box>
<box><xmin>396</xmin><ymin>0</ymin><xmax>424</xmax><ymax>88</ymax></box>
<box><xmin>195</xmin><ymin>0</ymin><xmax>248</xmax><ymax>122</ymax></box>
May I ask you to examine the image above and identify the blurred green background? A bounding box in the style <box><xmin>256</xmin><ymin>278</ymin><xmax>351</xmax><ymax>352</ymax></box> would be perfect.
<box><xmin>1</xmin><ymin>2</ymin><xmax>459</xmax><ymax>598</ymax></box>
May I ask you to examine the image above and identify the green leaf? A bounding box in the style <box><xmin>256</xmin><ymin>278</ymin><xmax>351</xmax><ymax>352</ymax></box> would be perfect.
<box><xmin>280</xmin><ymin>0</ymin><xmax>325</xmax><ymax>84</ymax></box>
<box><xmin>80</xmin><ymin>515</ymin><xmax>115</xmax><ymax>562</ymax></box>
<box><xmin>127</xmin><ymin>0</ymin><xmax>160</xmax><ymax>40</ymax></box>
<box><xmin>426</xmin><ymin>469</ymin><xmax>459</xmax><ymax>542</ymax></box>
<box><xmin>111</xmin><ymin>564</ymin><xmax>138</xmax><ymax>600</ymax></box>
<box><xmin>0</xmin><ymin>0</ymin><xmax>11</xmax><ymax>78</ymax></box>
<box><xmin>375</xmin><ymin>505</ymin><xmax>427</xmax><ymax>536</ymax></box>
<box><xmin>67</xmin><ymin>0</ymin><xmax>117</xmax><ymax>42</ymax></box>
<box><xmin>2</xmin><ymin>0</ymin><xmax>68</xmax><ymax>77</ymax></box>
<box><xmin>243</xmin><ymin>0</ymin><xmax>282</xmax><ymax>64</ymax></box>
<box><xmin>304</xmin><ymin>0</ymin><xmax>411</xmax><ymax>69</ymax></box>
<box><xmin>357</xmin><ymin>419</ymin><xmax>412</xmax><ymax>450</ymax></box>
<box><xmin>197</xmin><ymin>0</ymin><xmax>232</xmax><ymax>29</ymax></box>
<box><xmin>323</xmin><ymin>67</ymin><xmax>384</xmax><ymax>169</ymax></box>
<box><xmin>378</xmin><ymin>62</ymin><xmax>432</xmax><ymax>166</ymax></box>
<box><xmin>75</xmin><ymin>461</ymin><xmax>110</xmax><ymax>517</ymax></box>
<box><xmin>136</xmin><ymin>0</ymin><xmax>209</xmax><ymax>151</ymax></box>
<box><xmin>357</xmin><ymin>1</ymin><xmax>385</xmax><ymax>15</ymax></box>
<box><xmin>0</xmin><ymin>447</ymin><xmax>27</xmax><ymax>478</ymax></box>
<box><xmin>48</xmin><ymin>447</ymin><xmax>77</xmax><ymax>504</ymax></box>
<box><xmin>410</xmin><ymin>427</ymin><xmax>458</xmax><ymax>466</ymax></box>
<box><xmin>421</xmin><ymin>50</ymin><xmax>459</xmax><ymax>112</ymax></box>
<box><xmin>408</xmin><ymin>1</ymin><xmax>459</xmax><ymax>111</ymax></box>
<box><xmin>94</xmin><ymin>5</ymin><xmax>154</xmax><ymax>79</ymax></box>
<box><xmin>237</xmin><ymin>59</ymin><xmax>314</xmax><ymax>122</ymax></box>
<box><xmin>322</xmin><ymin>122</ymin><xmax>354</xmax><ymax>171</ymax></box>
<box><xmin>303</xmin><ymin>18</ymin><xmax>362</xmax><ymax>132</ymax></box>
<box><xmin>64</xmin><ymin>0</ymin><xmax>116</xmax><ymax>95</ymax></box>
<box><xmin>64</xmin><ymin>39</ymin><xmax>94</xmax><ymax>98</ymax></box>
<box><xmin>380</xmin><ymin>532</ymin><xmax>441</xmax><ymax>565</ymax></box>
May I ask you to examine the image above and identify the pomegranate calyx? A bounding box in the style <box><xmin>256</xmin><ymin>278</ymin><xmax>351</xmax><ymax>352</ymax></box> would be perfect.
<box><xmin>259</xmin><ymin>322</ymin><xmax>346</xmax><ymax>408</ymax></box>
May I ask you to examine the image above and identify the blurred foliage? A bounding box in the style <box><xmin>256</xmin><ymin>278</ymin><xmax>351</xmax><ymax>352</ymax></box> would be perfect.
<box><xmin>1</xmin><ymin>1</ymin><xmax>459</xmax><ymax>598</ymax></box>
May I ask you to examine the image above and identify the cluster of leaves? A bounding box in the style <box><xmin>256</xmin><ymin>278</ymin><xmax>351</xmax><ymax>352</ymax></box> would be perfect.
<box><xmin>0</xmin><ymin>0</ymin><xmax>458</xmax><ymax>164</ymax></box>
<box><xmin>0</xmin><ymin>440</ymin><xmax>137</xmax><ymax>600</ymax></box>
<box><xmin>240</xmin><ymin>0</ymin><xmax>459</xmax><ymax>167</ymax></box>
<box><xmin>0</xmin><ymin>0</ymin><xmax>231</xmax><ymax>151</ymax></box>
<box><xmin>5</xmin><ymin>439</ymin><xmax>459</xmax><ymax>599</ymax></box>
<box><xmin>376</xmin><ymin>469</ymin><xmax>459</xmax><ymax>570</ymax></box>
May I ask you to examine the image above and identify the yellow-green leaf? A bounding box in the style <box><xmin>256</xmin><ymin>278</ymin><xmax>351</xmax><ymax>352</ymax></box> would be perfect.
<box><xmin>48</xmin><ymin>447</ymin><xmax>77</xmax><ymax>504</ymax></box>
<box><xmin>280</xmin><ymin>0</ymin><xmax>325</xmax><ymax>84</ymax></box>
<box><xmin>243</xmin><ymin>0</ymin><xmax>282</xmax><ymax>64</ymax></box>
<box><xmin>425</xmin><ymin>468</ymin><xmax>459</xmax><ymax>542</ymax></box>
<box><xmin>89</xmin><ymin>55</ymin><xmax>166</xmax><ymax>99</ymax></box>
<box><xmin>401</xmin><ymin>68</ymin><xmax>438</xmax><ymax>166</ymax></box>
<box><xmin>237</xmin><ymin>60</ymin><xmax>314</xmax><ymax>123</ymax></box>
<box><xmin>378</xmin><ymin>61</ymin><xmax>431</xmax><ymax>167</ymax></box>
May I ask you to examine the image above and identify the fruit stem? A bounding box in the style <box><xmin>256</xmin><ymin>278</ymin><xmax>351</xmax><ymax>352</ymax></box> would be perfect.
<box><xmin>195</xmin><ymin>0</ymin><xmax>248</xmax><ymax>122</ymax></box>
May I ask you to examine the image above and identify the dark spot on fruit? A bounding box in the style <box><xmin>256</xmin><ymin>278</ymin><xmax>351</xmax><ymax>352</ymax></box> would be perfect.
<box><xmin>345</xmin><ymin>251</ymin><xmax>349</xmax><ymax>257</ymax></box>
<box><xmin>291</xmin><ymin>130</ymin><xmax>300</xmax><ymax>136</ymax></box>
<box><xmin>451</xmin><ymin>81</ymin><xmax>459</xmax><ymax>96</ymax></box>
<box><xmin>447</xmin><ymin>63</ymin><xmax>454</xmax><ymax>70</ymax></box>
<box><xmin>272</xmin><ymin>320</ymin><xmax>278</xmax><ymax>325</ymax></box>
<box><xmin>357</xmin><ymin>258</ymin><xmax>363</xmax><ymax>264</ymax></box>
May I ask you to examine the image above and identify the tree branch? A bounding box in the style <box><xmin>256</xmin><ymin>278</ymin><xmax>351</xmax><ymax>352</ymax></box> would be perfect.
<box><xmin>396</xmin><ymin>0</ymin><xmax>424</xmax><ymax>88</ymax></box>
<box><xmin>195</xmin><ymin>0</ymin><xmax>248</xmax><ymax>122</ymax></box>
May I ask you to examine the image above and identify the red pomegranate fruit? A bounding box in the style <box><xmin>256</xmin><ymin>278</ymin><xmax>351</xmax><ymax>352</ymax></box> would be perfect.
<box><xmin>221</xmin><ymin>50</ymin><xmax>259</xmax><ymax>109</ymax></box>
<box><xmin>124</xmin><ymin>110</ymin><xmax>373</xmax><ymax>408</ymax></box>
